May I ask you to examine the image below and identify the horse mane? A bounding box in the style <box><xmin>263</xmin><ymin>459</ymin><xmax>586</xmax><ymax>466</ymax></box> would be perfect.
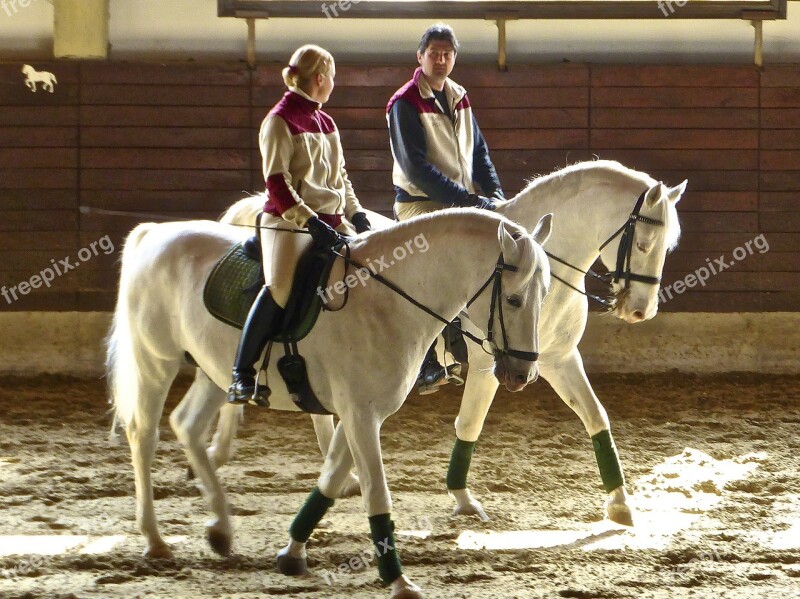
<box><xmin>520</xmin><ymin>159</ymin><xmax>653</xmax><ymax>197</ymax></box>
<box><xmin>519</xmin><ymin>159</ymin><xmax>681</xmax><ymax>251</ymax></box>
<box><xmin>351</xmin><ymin>208</ymin><xmax>539</xmax><ymax>293</ymax></box>
<box><xmin>353</xmin><ymin>207</ymin><xmax>503</xmax><ymax>251</ymax></box>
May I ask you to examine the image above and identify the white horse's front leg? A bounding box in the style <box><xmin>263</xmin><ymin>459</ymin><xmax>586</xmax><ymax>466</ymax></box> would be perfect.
<box><xmin>276</xmin><ymin>421</ymin><xmax>354</xmax><ymax>576</ymax></box>
<box><xmin>540</xmin><ymin>350</ymin><xmax>634</xmax><ymax>526</ymax></box>
<box><xmin>342</xmin><ymin>412</ymin><xmax>422</xmax><ymax>598</ymax></box>
<box><xmin>311</xmin><ymin>414</ymin><xmax>360</xmax><ymax>498</ymax></box>
<box><xmin>169</xmin><ymin>372</ymin><xmax>234</xmax><ymax>556</ymax></box>
<box><xmin>449</xmin><ymin>348</ymin><xmax>498</xmax><ymax>520</ymax></box>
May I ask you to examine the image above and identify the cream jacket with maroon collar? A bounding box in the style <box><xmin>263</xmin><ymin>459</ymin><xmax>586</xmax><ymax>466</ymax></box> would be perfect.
<box><xmin>387</xmin><ymin>67</ymin><xmax>502</xmax><ymax>206</ymax></box>
<box><xmin>259</xmin><ymin>87</ymin><xmax>363</xmax><ymax>229</ymax></box>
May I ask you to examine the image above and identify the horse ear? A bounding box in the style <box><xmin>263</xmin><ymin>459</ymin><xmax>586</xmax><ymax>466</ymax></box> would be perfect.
<box><xmin>645</xmin><ymin>183</ymin><xmax>665</xmax><ymax>207</ymax></box>
<box><xmin>531</xmin><ymin>213</ymin><xmax>553</xmax><ymax>246</ymax></box>
<box><xmin>666</xmin><ymin>180</ymin><xmax>687</xmax><ymax>204</ymax></box>
<box><xmin>498</xmin><ymin>222</ymin><xmax>521</xmax><ymax>261</ymax></box>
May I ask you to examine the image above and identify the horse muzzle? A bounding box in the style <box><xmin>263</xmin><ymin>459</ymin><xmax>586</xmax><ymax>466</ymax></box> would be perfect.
<box><xmin>494</xmin><ymin>356</ymin><xmax>539</xmax><ymax>392</ymax></box>
<box><xmin>614</xmin><ymin>299</ymin><xmax>657</xmax><ymax>324</ymax></box>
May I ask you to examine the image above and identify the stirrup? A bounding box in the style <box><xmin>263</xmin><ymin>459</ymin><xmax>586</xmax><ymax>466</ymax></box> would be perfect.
<box><xmin>226</xmin><ymin>378</ymin><xmax>271</xmax><ymax>407</ymax></box>
<box><xmin>249</xmin><ymin>383</ymin><xmax>272</xmax><ymax>408</ymax></box>
<box><xmin>445</xmin><ymin>363</ymin><xmax>465</xmax><ymax>386</ymax></box>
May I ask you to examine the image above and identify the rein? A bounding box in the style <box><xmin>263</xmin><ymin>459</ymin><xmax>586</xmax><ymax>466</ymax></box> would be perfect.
<box><xmin>543</xmin><ymin>189</ymin><xmax>665</xmax><ymax>307</ymax></box>
<box><xmin>78</xmin><ymin>206</ymin><xmax>310</xmax><ymax>235</ymax></box>
<box><xmin>329</xmin><ymin>245</ymin><xmax>539</xmax><ymax>363</ymax></box>
<box><xmin>81</xmin><ymin>204</ymin><xmax>537</xmax><ymax>360</ymax></box>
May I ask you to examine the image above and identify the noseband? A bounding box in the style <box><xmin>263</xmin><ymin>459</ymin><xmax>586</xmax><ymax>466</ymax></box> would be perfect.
<box><xmin>466</xmin><ymin>254</ymin><xmax>539</xmax><ymax>363</ymax></box>
<box><xmin>598</xmin><ymin>189</ymin><xmax>665</xmax><ymax>290</ymax></box>
<box><xmin>545</xmin><ymin>189</ymin><xmax>666</xmax><ymax>308</ymax></box>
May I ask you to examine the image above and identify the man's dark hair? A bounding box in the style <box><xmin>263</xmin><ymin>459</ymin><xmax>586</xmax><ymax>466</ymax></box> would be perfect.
<box><xmin>418</xmin><ymin>23</ymin><xmax>460</xmax><ymax>54</ymax></box>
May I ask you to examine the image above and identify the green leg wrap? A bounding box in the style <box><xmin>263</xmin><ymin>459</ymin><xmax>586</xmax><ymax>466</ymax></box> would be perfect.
<box><xmin>446</xmin><ymin>438</ymin><xmax>476</xmax><ymax>490</ymax></box>
<box><xmin>288</xmin><ymin>487</ymin><xmax>335</xmax><ymax>543</ymax></box>
<box><xmin>591</xmin><ymin>429</ymin><xmax>625</xmax><ymax>493</ymax></box>
<box><xmin>368</xmin><ymin>513</ymin><xmax>402</xmax><ymax>585</ymax></box>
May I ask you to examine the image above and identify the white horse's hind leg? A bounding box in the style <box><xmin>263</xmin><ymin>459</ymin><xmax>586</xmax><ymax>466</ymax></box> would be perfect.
<box><xmin>204</xmin><ymin>403</ymin><xmax>359</xmax><ymax>498</ymax></box>
<box><xmin>311</xmin><ymin>414</ymin><xmax>334</xmax><ymax>455</ymax></box>
<box><xmin>125</xmin><ymin>363</ymin><xmax>180</xmax><ymax>559</ymax></box>
<box><xmin>540</xmin><ymin>349</ymin><xmax>634</xmax><ymax>527</ymax></box>
<box><xmin>311</xmin><ymin>414</ymin><xmax>360</xmax><ymax>498</ymax></box>
<box><xmin>209</xmin><ymin>403</ymin><xmax>242</xmax><ymax>470</ymax></box>
<box><xmin>448</xmin><ymin>349</ymin><xmax>498</xmax><ymax>520</ymax></box>
<box><xmin>169</xmin><ymin>371</ymin><xmax>234</xmax><ymax>556</ymax></box>
<box><xmin>180</xmin><ymin>370</ymin><xmax>236</xmax><ymax>479</ymax></box>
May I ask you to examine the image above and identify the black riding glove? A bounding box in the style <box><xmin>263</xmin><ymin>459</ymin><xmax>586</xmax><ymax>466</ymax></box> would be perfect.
<box><xmin>306</xmin><ymin>216</ymin><xmax>341</xmax><ymax>248</ymax></box>
<box><xmin>351</xmin><ymin>212</ymin><xmax>372</xmax><ymax>234</ymax></box>
<box><xmin>465</xmin><ymin>194</ymin><xmax>498</xmax><ymax>211</ymax></box>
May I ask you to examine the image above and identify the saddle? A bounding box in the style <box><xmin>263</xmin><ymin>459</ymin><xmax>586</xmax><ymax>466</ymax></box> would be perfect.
<box><xmin>203</xmin><ymin>237</ymin><xmax>336</xmax><ymax>341</ymax></box>
<box><xmin>203</xmin><ymin>236</ymin><xmax>337</xmax><ymax>415</ymax></box>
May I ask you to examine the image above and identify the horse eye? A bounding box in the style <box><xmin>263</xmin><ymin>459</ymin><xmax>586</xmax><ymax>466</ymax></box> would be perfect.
<box><xmin>506</xmin><ymin>295</ymin><xmax>522</xmax><ymax>308</ymax></box>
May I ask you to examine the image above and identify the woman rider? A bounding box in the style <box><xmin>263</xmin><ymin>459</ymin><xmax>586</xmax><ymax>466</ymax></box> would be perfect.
<box><xmin>227</xmin><ymin>44</ymin><xmax>371</xmax><ymax>405</ymax></box>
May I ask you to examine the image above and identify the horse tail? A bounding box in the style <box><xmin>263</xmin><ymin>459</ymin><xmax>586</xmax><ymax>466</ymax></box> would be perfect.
<box><xmin>106</xmin><ymin>223</ymin><xmax>156</xmax><ymax>431</ymax></box>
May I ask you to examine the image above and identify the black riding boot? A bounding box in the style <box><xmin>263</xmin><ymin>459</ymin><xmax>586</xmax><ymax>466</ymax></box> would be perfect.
<box><xmin>417</xmin><ymin>341</ymin><xmax>447</xmax><ymax>395</ymax></box>
<box><xmin>227</xmin><ymin>286</ymin><xmax>284</xmax><ymax>406</ymax></box>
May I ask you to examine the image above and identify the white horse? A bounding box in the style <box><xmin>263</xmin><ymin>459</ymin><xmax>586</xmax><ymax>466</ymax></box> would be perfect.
<box><xmin>203</xmin><ymin>160</ymin><xmax>684</xmax><ymax>527</ymax></box>
<box><xmin>107</xmin><ymin>209</ymin><xmax>552</xmax><ymax>598</ymax></box>
<box><xmin>21</xmin><ymin>64</ymin><xmax>57</xmax><ymax>93</ymax></box>
<box><xmin>451</xmin><ymin>160</ymin><xmax>684</xmax><ymax>524</ymax></box>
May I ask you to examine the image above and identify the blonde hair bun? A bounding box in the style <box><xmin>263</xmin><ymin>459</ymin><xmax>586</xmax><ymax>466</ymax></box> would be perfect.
<box><xmin>283</xmin><ymin>44</ymin><xmax>334</xmax><ymax>89</ymax></box>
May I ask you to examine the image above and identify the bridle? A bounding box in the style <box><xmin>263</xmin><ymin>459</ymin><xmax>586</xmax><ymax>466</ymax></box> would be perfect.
<box><xmin>546</xmin><ymin>189</ymin><xmax>665</xmax><ymax>308</ymax></box>
<box><xmin>332</xmin><ymin>246</ymin><xmax>539</xmax><ymax>364</ymax></box>
<box><xmin>465</xmin><ymin>254</ymin><xmax>539</xmax><ymax>363</ymax></box>
<box><xmin>598</xmin><ymin>189</ymin><xmax>665</xmax><ymax>289</ymax></box>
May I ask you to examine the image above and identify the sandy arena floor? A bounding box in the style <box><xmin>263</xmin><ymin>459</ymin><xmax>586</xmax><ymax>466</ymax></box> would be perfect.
<box><xmin>1</xmin><ymin>373</ymin><xmax>799</xmax><ymax>599</ymax></box>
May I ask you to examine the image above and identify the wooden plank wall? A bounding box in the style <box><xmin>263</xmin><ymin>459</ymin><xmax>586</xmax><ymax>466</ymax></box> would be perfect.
<box><xmin>0</xmin><ymin>61</ymin><xmax>797</xmax><ymax>312</ymax></box>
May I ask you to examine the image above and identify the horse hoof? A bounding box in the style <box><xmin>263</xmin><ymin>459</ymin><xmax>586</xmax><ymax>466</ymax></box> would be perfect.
<box><xmin>144</xmin><ymin>542</ymin><xmax>174</xmax><ymax>560</ymax></box>
<box><xmin>339</xmin><ymin>474</ymin><xmax>362</xmax><ymax>498</ymax></box>
<box><xmin>276</xmin><ymin>548</ymin><xmax>308</xmax><ymax>576</ymax></box>
<box><xmin>392</xmin><ymin>589</ymin><xmax>424</xmax><ymax>599</ymax></box>
<box><xmin>207</xmin><ymin>528</ymin><xmax>232</xmax><ymax>557</ymax></box>
<box><xmin>390</xmin><ymin>575</ymin><xmax>423</xmax><ymax>598</ymax></box>
<box><xmin>606</xmin><ymin>502</ymin><xmax>634</xmax><ymax>527</ymax></box>
<box><xmin>453</xmin><ymin>503</ymin><xmax>490</xmax><ymax>522</ymax></box>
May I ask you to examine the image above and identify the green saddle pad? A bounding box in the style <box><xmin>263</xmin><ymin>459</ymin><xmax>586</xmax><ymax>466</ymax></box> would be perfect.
<box><xmin>203</xmin><ymin>241</ymin><xmax>336</xmax><ymax>343</ymax></box>
<box><xmin>203</xmin><ymin>242</ymin><xmax>263</xmax><ymax>330</ymax></box>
